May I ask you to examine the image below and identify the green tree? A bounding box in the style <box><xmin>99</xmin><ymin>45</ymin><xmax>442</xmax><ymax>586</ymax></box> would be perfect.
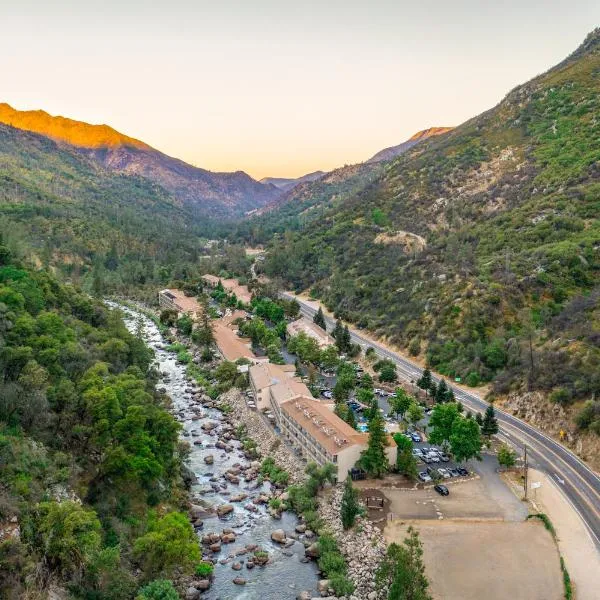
<box><xmin>359</xmin><ymin>414</ymin><xmax>389</xmax><ymax>478</ymax></box>
<box><xmin>428</xmin><ymin>403</ymin><xmax>460</xmax><ymax>446</ymax></box>
<box><xmin>416</xmin><ymin>369</ymin><xmax>432</xmax><ymax>395</ymax></box>
<box><xmin>394</xmin><ymin>433</ymin><xmax>418</xmax><ymax>480</ymax></box>
<box><xmin>390</xmin><ymin>388</ymin><xmax>413</xmax><ymax>420</ymax></box>
<box><xmin>376</xmin><ymin>526</ymin><xmax>431</xmax><ymax>600</ymax></box>
<box><xmin>378</xmin><ymin>365</ymin><xmax>396</xmax><ymax>382</ymax></box>
<box><xmin>314</xmin><ymin>306</ymin><xmax>327</xmax><ymax>330</ymax></box>
<box><xmin>357</xmin><ymin>386</ymin><xmax>375</xmax><ymax>406</ymax></box>
<box><xmin>28</xmin><ymin>501</ymin><xmax>101</xmax><ymax>577</ymax></box>
<box><xmin>136</xmin><ymin>579</ymin><xmax>179</xmax><ymax>600</ymax></box>
<box><xmin>450</xmin><ymin>416</ymin><xmax>482</xmax><ymax>462</ymax></box>
<box><xmin>481</xmin><ymin>403</ymin><xmax>499</xmax><ymax>437</ymax></box>
<box><xmin>434</xmin><ymin>379</ymin><xmax>452</xmax><ymax>404</ymax></box>
<box><xmin>497</xmin><ymin>444</ymin><xmax>517</xmax><ymax>468</ymax></box>
<box><xmin>215</xmin><ymin>361</ymin><xmax>238</xmax><ymax>385</ymax></box>
<box><xmin>176</xmin><ymin>315</ymin><xmax>193</xmax><ymax>336</ymax></box>
<box><xmin>159</xmin><ymin>309</ymin><xmax>178</xmax><ymax>326</ymax></box>
<box><xmin>133</xmin><ymin>512</ymin><xmax>201</xmax><ymax>578</ymax></box>
<box><xmin>340</xmin><ymin>477</ymin><xmax>361</xmax><ymax>529</ymax></box>
<box><xmin>406</xmin><ymin>402</ymin><xmax>424</xmax><ymax>428</ymax></box>
<box><xmin>320</xmin><ymin>345</ymin><xmax>339</xmax><ymax>370</ymax></box>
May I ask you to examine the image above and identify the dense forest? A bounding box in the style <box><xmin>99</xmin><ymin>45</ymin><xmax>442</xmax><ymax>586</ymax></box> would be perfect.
<box><xmin>258</xmin><ymin>30</ymin><xmax>600</xmax><ymax>434</ymax></box>
<box><xmin>0</xmin><ymin>122</ymin><xmax>235</xmax><ymax>299</ymax></box>
<box><xmin>0</xmin><ymin>238</ymin><xmax>196</xmax><ymax>598</ymax></box>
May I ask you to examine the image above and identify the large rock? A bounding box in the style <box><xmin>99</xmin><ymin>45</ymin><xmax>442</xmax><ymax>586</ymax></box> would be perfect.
<box><xmin>304</xmin><ymin>542</ymin><xmax>320</xmax><ymax>559</ymax></box>
<box><xmin>271</xmin><ymin>529</ymin><xmax>286</xmax><ymax>544</ymax></box>
<box><xmin>233</xmin><ymin>577</ymin><xmax>247</xmax><ymax>585</ymax></box>
<box><xmin>216</xmin><ymin>504</ymin><xmax>234</xmax><ymax>518</ymax></box>
<box><xmin>204</xmin><ymin>454</ymin><xmax>214</xmax><ymax>465</ymax></box>
<box><xmin>185</xmin><ymin>587</ymin><xmax>200</xmax><ymax>600</ymax></box>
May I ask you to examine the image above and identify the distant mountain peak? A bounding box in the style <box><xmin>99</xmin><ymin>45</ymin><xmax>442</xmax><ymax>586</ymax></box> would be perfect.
<box><xmin>0</xmin><ymin>102</ymin><xmax>150</xmax><ymax>150</ymax></box>
<box><xmin>260</xmin><ymin>171</ymin><xmax>326</xmax><ymax>192</ymax></box>
<box><xmin>367</xmin><ymin>126</ymin><xmax>453</xmax><ymax>163</ymax></box>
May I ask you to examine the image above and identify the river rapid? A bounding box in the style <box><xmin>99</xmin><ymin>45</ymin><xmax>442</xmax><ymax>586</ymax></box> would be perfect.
<box><xmin>112</xmin><ymin>303</ymin><xmax>319</xmax><ymax>600</ymax></box>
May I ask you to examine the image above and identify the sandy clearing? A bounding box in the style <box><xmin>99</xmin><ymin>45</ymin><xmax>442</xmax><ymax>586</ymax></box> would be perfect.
<box><xmin>384</xmin><ymin>520</ymin><xmax>563</xmax><ymax>600</ymax></box>
<box><xmin>529</xmin><ymin>469</ymin><xmax>600</xmax><ymax>600</ymax></box>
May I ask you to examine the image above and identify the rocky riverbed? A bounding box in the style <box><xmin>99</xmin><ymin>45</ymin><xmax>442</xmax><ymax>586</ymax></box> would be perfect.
<box><xmin>111</xmin><ymin>303</ymin><xmax>320</xmax><ymax>600</ymax></box>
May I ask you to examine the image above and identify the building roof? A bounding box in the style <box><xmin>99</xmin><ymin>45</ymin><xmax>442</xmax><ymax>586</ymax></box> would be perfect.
<box><xmin>213</xmin><ymin>322</ymin><xmax>256</xmax><ymax>362</ymax></box>
<box><xmin>269</xmin><ymin>378</ymin><xmax>312</xmax><ymax>406</ymax></box>
<box><xmin>201</xmin><ymin>274</ymin><xmax>221</xmax><ymax>285</ymax></box>
<box><xmin>159</xmin><ymin>289</ymin><xmax>202</xmax><ymax>315</ymax></box>
<box><xmin>287</xmin><ymin>317</ymin><xmax>335</xmax><ymax>346</ymax></box>
<box><xmin>249</xmin><ymin>362</ymin><xmax>294</xmax><ymax>391</ymax></box>
<box><xmin>280</xmin><ymin>397</ymin><xmax>368</xmax><ymax>455</ymax></box>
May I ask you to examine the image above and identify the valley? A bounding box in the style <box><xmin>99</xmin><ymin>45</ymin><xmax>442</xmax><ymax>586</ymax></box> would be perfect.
<box><xmin>1</xmin><ymin>15</ymin><xmax>600</xmax><ymax>600</ymax></box>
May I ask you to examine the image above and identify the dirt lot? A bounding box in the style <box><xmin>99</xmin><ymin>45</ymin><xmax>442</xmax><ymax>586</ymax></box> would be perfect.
<box><xmin>381</xmin><ymin>475</ymin><xmax>527</xmax><ymax>522</ymax></box>
<box><xmin>384</xmin><ymin>520</ymin><xmax>563</xmax><ymax>600</ymax></box>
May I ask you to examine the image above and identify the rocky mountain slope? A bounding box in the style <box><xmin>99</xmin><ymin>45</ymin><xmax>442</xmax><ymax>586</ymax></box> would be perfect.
<box><xmin>235</xmin><ymin>128</ymin><xmax>455</xmax><ymax>241</ymax></box>
<box><xmin>262</xmin><ymin>29</ymin><xmax>600</xmax><ymax>443</ymax></box>
<box><xmin>0</xmin><ymin>103</ymin><xmax>280</xmax><ymax>217</ymax></box>
<box><xmin>366</xmin><ymin>126</ymin><xmax>453</xmax><ymax>163</ymax></box>
<box><xmin>260</xmin><ymin>170</ymin><xmax>325</xmax><ymax>192</ymax></box>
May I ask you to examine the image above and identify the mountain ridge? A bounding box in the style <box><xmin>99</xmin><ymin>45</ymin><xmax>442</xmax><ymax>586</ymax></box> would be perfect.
<box><xmin>0</xmin><ymin>103</ymin><xmax>280</xmax><ymax>217</ymax></box>
<box><xmin>366</xmin><ymin>126</ymin><xmax>453</xmax><ymax>163</ymax></box>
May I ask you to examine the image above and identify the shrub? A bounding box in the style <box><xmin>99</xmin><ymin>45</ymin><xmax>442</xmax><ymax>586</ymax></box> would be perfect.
<box><xmin>465</xmin><ymin>372</ymin><xmax>481</xmax><ymax>387</ymax></box>
<box><xmin>550</xmin><ymin>388</ymin><xmax>572</xmax><ymax>405</ymax></box>
<box><xmin>136</xmin><ymin>579</ymin><xmax>179</xmax><ymax>600</ymax></box>
<box><xmin>195</xmin><ymin>561</ymin><xmax>214</xmax><ymax>578</ymax></box>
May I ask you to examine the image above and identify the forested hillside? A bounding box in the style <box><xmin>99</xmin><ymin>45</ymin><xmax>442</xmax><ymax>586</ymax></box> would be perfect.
<box><xmin>0</xmin><ymin>241</ymin><xmax>194</xmax><ymax>598</ymax></box>
<box><xmin>0</xmin><ymin>122</ymin><xmax>215</xmax><ymax>296</ymax></box>
<box><xmin>263</xmin><ymin>30</ymin><xmax>600</xmax><ymax>436</ymax></box>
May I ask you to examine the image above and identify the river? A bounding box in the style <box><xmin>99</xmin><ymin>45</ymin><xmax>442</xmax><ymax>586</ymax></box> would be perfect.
<box><xmin>111</xmin><ymin>303</ymin><xmax>319</xmax><ymax>600</ymax></box>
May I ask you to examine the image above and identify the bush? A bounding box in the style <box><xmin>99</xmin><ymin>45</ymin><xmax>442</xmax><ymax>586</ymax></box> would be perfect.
<box><xmin>465</xmin><ymin>372</ymin><xmax>481</xmax><ymax>387</ymax></box>
<box><xmin>550</xmin><ymin>388</ymin><xmax>572</xmax><ymax>405</ymax></box>
<box><xmin>195</xmin><ymin>561</ymin><xmax>214</xmax><ymax>578</ymax></box>
<box><xmin>136</xmin><ymin>579</ymin><xmax>179</xmax><ymax>600</ymax></box>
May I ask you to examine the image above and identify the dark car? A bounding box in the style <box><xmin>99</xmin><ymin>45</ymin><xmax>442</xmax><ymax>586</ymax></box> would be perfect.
<box><xmin>449</xmin><ymin>468</ymin><xmax>460</xmax><ymax>477</ymax></box>
<box><xmin>434</xmin><ymin>484</ymin><xmax>449</xmax><ymax>496</ymax></box>
<box><xmin>457</xmin><ymin>467</ymin><xmax>469</xmax><ymax>476</ymax></box>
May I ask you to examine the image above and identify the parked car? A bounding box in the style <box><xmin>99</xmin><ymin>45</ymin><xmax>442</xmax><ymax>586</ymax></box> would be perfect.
<box><xmin>457</xmin><ymin>467</ymin><xmax>469</xmax><ymax>476</ymax></box>
<box><xmin>437</xmin><ymin>468</ymin><xmax>451</xmax><ymax>479</ymax></box>
<box><xmin>412</xmin><ymin>448</ymin><xmax>423</xmax><ymax>457</ymax></box>
<box><xmin>449</xmin><ymin>468</ymin><xmax>461</xmax><ymax>477</ymax></box>
<box><xmin>410</xmin><ymin>433</ymin><xmax>422</xmax><ymax>443</ymax></box>
<box><xmin>434</xmin><ymin>484</ymin><xmax>449</xmax><ymax>496</ymax></box>
<box><xmin>428</xmin><ymin>454</ymin><xmax>440</xmax><ymax>463</ymax></box>
<box><xmin>322</xmin><ymin>391</ymin><xmax>333</xmax><ymax>399</ymax></box>
<box><xmin>422</xmin><ymin>456</ymin><xmax>432</xmax><ymax>464</ymax></box>
<box><xmin>439</xmin><ymin>453</ymin><xmax>450</xmax><ymax>462</ymax></box>
<box><xmin>418</xmin><ymin>471</ymin><xmax>432</xmax><ymax>483</ymax></box>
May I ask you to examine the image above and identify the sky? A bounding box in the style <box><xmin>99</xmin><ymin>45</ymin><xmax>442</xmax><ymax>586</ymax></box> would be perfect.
<box><xmin>2</xmin><ymin>1</ymin><xmax>599</xmax><ymax>178</ymax></box>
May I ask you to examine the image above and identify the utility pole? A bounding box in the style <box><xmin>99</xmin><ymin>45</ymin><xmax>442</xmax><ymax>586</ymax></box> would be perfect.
<box><xmin>523</xmin><ymin>444</ymin><xmax>528</xmax><ymax>500</ymax></box>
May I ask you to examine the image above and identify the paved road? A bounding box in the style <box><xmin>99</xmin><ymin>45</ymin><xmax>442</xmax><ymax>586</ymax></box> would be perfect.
<box><xmin>283</xmin><ymin>292</ymin><xmax>600</xmax><ymax>550</ymax></box>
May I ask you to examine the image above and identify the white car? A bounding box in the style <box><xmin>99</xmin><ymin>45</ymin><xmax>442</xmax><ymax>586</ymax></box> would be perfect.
<box><xmin>412</xmin><ymin>448</ymin><xmax>423</xmax><ymax>457</ymax></box>
<box><xmin>437</xmin><ymin>468</ymin><xmax>451</xmax><ymax>479</ymax></box>
<box><xmin>418</xmin><ymin>472</ymin><xmax>432</xmax><ymax>483</ymax></box>
<box><xmin>428</xmin><ymin>455</ymin><xmax>440</xmax><ymax>463</ymax></box>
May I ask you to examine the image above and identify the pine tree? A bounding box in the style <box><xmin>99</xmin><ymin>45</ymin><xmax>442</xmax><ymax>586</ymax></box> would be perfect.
<box><xmin>359</xmin><ymin>414</ymin><xmax>389</xmax><ymax>478</ymax></box>
<box><xmin>313</xmin><ymin>306</ymin><xmax>327</xmax><ymax>331</ymax></box>
<box><xmin>481</xmin><ymin>403</ymin><xmax>499</xmax><ymax>437</ymax></box>
<box><xmin>332</xmin><ymin>319</ymin><xmax>345</xmax><ymax>351</ymax></box>
<box><xmin>435</xmin><ymin>379</ymin><xmax>448</xmax><ymax>404</ymax></box>
<box><xmin>344</xmin><ymin>406</ymin><xmax>357</xmax><ymax>430</ymax></box>
<box><xmin>417</xmin><ymin>368</ymin><xmax>432</xmax><ymax>394</ymax></box>
<box><xmin>340</xmin><ymin>477</ymin><xmax>360</xmax><ymax>529</ymax></box>
<box><xmin>342</xmin><ymin>325</ymin><xmax>351</xmax><ymax>352</ymax></box>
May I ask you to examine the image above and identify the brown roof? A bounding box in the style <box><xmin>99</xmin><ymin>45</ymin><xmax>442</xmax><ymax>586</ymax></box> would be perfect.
<box><xmin>159</xmin><ymin>289</ymin><xmax>201</xmax><ymax>315</ymax></box>
<box><xmin>249</xmin><ymin>362</ymin><xmax>294</xmax><ymax>391</ymax></box>
<box><xmin>287</xmin><ymin>317</ymin><xmax>335</xmax><ymax>346</ymax></box>
<box><xmin>213</xmin><ymin>322</ymin><xmax>256</xmax><ymax>362</ymax></box>
<box><xmin>280</xmin><ymin>397</ymin><xmax>368</xmax><ymax>455</ymax></box>
<box><xmin>270</xmin><ymin>379</ymin><xmax>312</xmax><ymax>405</ymax></box>
<box><xmin>221</xmin><ymin>279</ymin><xmax>252</xmax><ymax>304</ymax></box>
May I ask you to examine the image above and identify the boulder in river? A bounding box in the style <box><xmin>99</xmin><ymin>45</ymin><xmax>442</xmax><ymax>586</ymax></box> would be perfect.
<box><xmin>204</xmin><ymin>455</ymin><xmax>214</xmax><ymax>465</ymax></box>
<box><xmin>216</xmin><ymin>504</ymin><xmax>234</xmax><ymax>518</ymax></box>
<box><xmin>271</xmin><ymin>529</ymin><xmax>286</xmax><ymax>544</ymax></box>
<box><xmin>233</xmin><ymin>577</ymin><xmax>246</xmax><ymax>585</ymax></box>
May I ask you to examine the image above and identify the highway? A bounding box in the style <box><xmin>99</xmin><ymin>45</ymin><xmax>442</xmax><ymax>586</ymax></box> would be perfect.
<box><xmin>283</xmin><ymin>292</ymin><xmax>600</xmax><ymax>551</ymax></box>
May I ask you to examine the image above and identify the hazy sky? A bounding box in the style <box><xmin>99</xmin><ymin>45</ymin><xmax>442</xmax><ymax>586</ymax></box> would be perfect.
<box><xmin>3</xmin><ymin>1</ymin><xmax>599</xmax><ymax>178</ymax></box>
